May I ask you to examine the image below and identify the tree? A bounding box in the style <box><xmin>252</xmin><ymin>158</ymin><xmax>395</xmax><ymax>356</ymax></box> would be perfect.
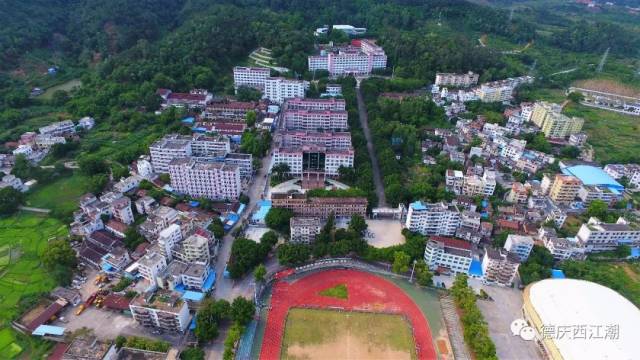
<box><xmin>124</xmin><ymin>227</ymin><xmax>145</xmax><ymax>250</ymax></box>
<box><xmin>348</xmin><ymin>214</ymin><xmax>367</xmax><ymax>236</ymax></box>
<box><xmin>207</xmin><ymin>217</ymin><xmax>225</xmax><ymax>239</ymax></box>
<box><xmin>43</xmin><ymin>239</ymin><xmax>77</xmax><ymax>285</ymax></box>
<box><xmin>415</xmin><ymin>260</ymin><xmax>433</xmax><ymax>286</ymax></box>
<box><xmin>78</xmin><ymin>155</ymin><xmax>109</xmax><ymax>176</ymax></box>
<box><xmin>236</xmin><ymin>86</ymin><xmax>261</xmax><ymax>102</ymax></box>
<box><xmin>228</xmin><ymin>238</ymin><xmax>261</xmax><ymax>278</ymax></box>
<box><xmin>254</xmin><ymin>263</ymin><xmax>266</xmax><ymax>282</ymax></box>
<box><xmin>0</xmin><ymin>187</ymin><xmax>23</xmax><ymax>216</ymax></box>
<box><xmin>180</xmin><ymin>347</ymin><xmax>205</xmax><ymax>360</ymax></box>
<box><xmin>239</xmin><ymin>193</ymin><xmax>250</xmax><ymax>204</ymax></box>
<box><xmin>567</xmin><ymin>91</ymin><xmax>584</xmax><ymax>103</ymax></box>
<box><xmin>265</xmin><ymin>207</ymin><xmax>293</xmax><ymax>234</ymax></box>
<box><xmin>230</xmin><ymin>297</ymin><xmax>255</xmax><ymax>326</ymax></box>
<box><xmin>271</xmin><ymin>162</ymin><xmax>290</xmax><ymax>183</ymax></box>
<box><xmin>277</xmin><ymin>243</ymin><xmax>310</xmax><ymax>266</ymax></box>
<box><xmin>585</xmin><ymin>199</ymin><xmax>612</xmax><ymax>221</ymax></box>
<box><xmin>195</xmin><ymin>299</ymin><xmax>230</xmax><ymax>343</ymax></box>
<box><xmin>245</xmin><ymin>110</ymin><xmax>257</xmax><ymax>127</ymax></box>
<box><xmin>51</xmin><ymin>90</ymin><xmax>70</xmax><ymax>106</ymax></box>
<box><xmin>158</xmin><ymin>173</ymin><xmax>171</xmax><ymax>184</ymax></box>
<box><xmin>86</xmin><ymin>174</ymin><xmax>108</xmax><ymax>194</ymax></box>
<box><xmin>560</xmin><ymin>146</ymin><xmax>580</xmax><ymax>159</ymax></box>
<box><xmin>518</xmin><ymin>245</ymin><xmax>554</xmax><ymax>285</ymax></box>
<box><xmin>392</xmin><ymin>251</ymin><xmax>411</xmax><ymax>274</ymax></box>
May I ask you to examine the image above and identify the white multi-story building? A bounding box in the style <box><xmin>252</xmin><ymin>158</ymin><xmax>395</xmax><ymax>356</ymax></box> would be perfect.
<box><xmin>150</xmin><ymin>136</ymin><xmax>192</xmax><ymax>173</ymax></box>
<box><xmin>138</xmin><ymin>251</ymin><xmax>168</xmax><ymax>283</ymax></box>
<box><xmin>35</xmin><ymin>134</ymin><xmax>66</xmax><ymax>149</ymax></box>
<box><xmin>130</xmin><ymin>290</ymin><xmax>190</xmax><ymax>333</ymax></box>
<box><xmin>137</xmin><ymin>156</ymin><xmax>155</xmax><ymax>178</ymax></box>
<box><xmin>283</xmin><ymin>109</ymin><xmax>348</xmax><ymax>131</ymax></box>
<box><xmin>173</xmin><ymin>232</ymin><xmax>211</xmax><ymax>263</ymax></box>
<box><xmin>272</xmin><ymin>146</ymin><xmax>354</xmax><ymax>176</ymax></box>
<box><xmin>308</xmin><ymin>39</ymin><xmax>387</xmax><ymax>76</ymax></box>
<box><xmin>435</xmin><ymin>72</ymin><xmax>479</xmax><ymax>88</ymax></box>
<box><xmin>290</xmin><ymin>217</ymin><xmax>322</xmax><ymax>243</ymax></box>
<box><xmin>263</xmin><ymin>77</ymin><xmax>308</xmax><ymax>104</ymax></box>
<box><xmin>233</xmin><ymin>66</ymin><xmax>270</xmax><ymax>90</ymax></box>
<box><xmin>462</xmin><ymin>170</ymin><xmax>496</xmax><ymax>197</ymax></box>
<box><xmin>576</xmin><ymin>217</ymin><xmax>640</xmax><ymax>252</ymax></box>
<box><xmin>111</xmin><ymin>197</ymin><xmax>134</xmax><ymax>225</ymax></box>
<box><xmin>113</xmin><ymin>175</ymin><xmax>143</xmax><ymax>194</ymax></box>
<box><xmin>285</xmin><ymin>97</ymin><xmax>346</xmax><ymax>111</ymax></box>
<box><xmin>423</xmin><ymin>236</ymin><xmax>473</xmax><ymax>274</ymax></box>
<box><xmin>482</xmin><ymin>248</ymin><xmax>520</xmax><ymax>286</ymax></box>
<box><xmin>157</xmin><ymin>224</ymin><xmax>183</xmax><ymax>261</ymax></box>
<box><xmin>191</xmin><ymin>134</ymin><xmax>231</xmax><ymax>157</ymax></box>
<box><xmin>405</xmin><ymin>201</ymin><xmax>461</xmax><ymax>236</ymax></box>
<box><xmin>39</xmin><ymin>120</ymin><xmax>76</xmax><ymax>136</ymax></box>
<box><xmin>504</xmin><ymin>234</ymin><xmax>534</xmax><ymax>262</ymax></box>
<box><xmin>500</xmin><ymin>139</ymin><xmax>526</xmax><ymax>161</ymax></box>
<box><xmin>445</xmin><ymin>169</ymin><xmax>464</xmax><ymax>195</ymax></box>
<box><xmin>168</xmin><ymin>158</ymin><xmax>240</xmax><ymax>200</ymax></box>
<box><xmin>13</xmin><ymin>144</ymin><xmax>33</xmax><ymax>157</ymax></box>
<box><xmin>78</xmin><ymin>116</ymin><xmax>95</xmax><ymax>130</ymax></box>
<box><xmin>604</xmin><ymin>163</ymin><xmax>640</xmax><ymax>188</ymax></box>
<box><xmin>279</xmin><ymin>131</ymin><xmax>352</xmax><ymax>150</ymax></box>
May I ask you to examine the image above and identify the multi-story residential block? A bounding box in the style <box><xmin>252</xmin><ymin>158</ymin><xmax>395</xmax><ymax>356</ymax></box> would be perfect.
<box><xmin>423</xmin><ymin>236</ymin><xmax>473</xmax><ymax>274</ymax></box>
<box><xmin>405</xmin><ymin>201</ymin><xmax>461</xmax><ymax>236</ymax></box>
<box><xmin>290</xmin><ymin>217</ymin><xmax>322</xmax><ymax>243</ymax></box>
<box><xmin>113</xmin><ymin>175</ymin><xmax>142</xmax><ymax>194</ymax></box>
<box><xmin>135</xmin><ymin>196</ymin><xmax>156</xmax><ymax>215</ymax></box>
<box><xmin>224</xmin><ymin>153</ymin><xmax>253</xmax><ymax>179</ymax></box>
<box><xmin>157</xmin><ymin>224</ymin><xmax>183</xmax><ymax>261</ymax></box>
<box><xmin>549</xmin><ymin>174</ymin><xmax>582</xmax><ymax>204</ymax></box>
<box><xmin>111</xmin><ymin>197</ymin><xmax>134</xmax><ymax>225</ymax></box>
<box><xmin>168</xmin><ymin>158</ymin><xmax>240</xmax><ymax>200</ymax></box>
<box><xmin>308</xmin><ymin>39</ymin><xmax>387</xmax><ymax>76</ymax></box>
<box><xmin>462</xmin><ymin>170</ymin><xmax>496</xmax><ymax>197</ymax></box>
<box><xmin>34</xmin><ymin>134</ymin><xmax>66</xmax><ymax>149</ymax></box>
<box><xmin>283</xmin><ymin>109</ymin><xmax>348</xmax><ymax>131</ymax></box>
<box><xmin>279</xmin><ymin>131</ymin><xmax>352</xmax><ymax>150</ymax></box>
<box><xmin>539</xmin><ymin>228</ymin><xmax>582</xmax><ymax>261</ymax></box>
<box><xmin>150</xmin><ymin>136</ymin><xmax>192</xmax><ymax>173</ymax></box>
<box><xmin>272</xmin><ymin>145</ymin><xmax>354</xmax><ymax>176</ymax></box>
<box><xmin>0</xmin><ymin>175</ymin><xmax>25</xmax><ymax>192</ymax></box>
<box><xmin>482</xmin><ymin>248</ymin><xmax>520</xmax><ymax>286</ymax></box>
<box><xmin>531</xmin><ymin>101</ymin><xmax>564</xmax><ymax>127</ymax></box>
<box><xmin>578</xmin><ymin>185</ymin><xmax>619</xmax><ymax>204</ymax></box>
<box><xmin>477</xmin><ymin>84</ymin><xmax>513</xmax><ymax>103</ymax></box>
<box><xmin>263</xmin><ymin>77</ymin><xmax>308</xmax><ymax>104</ymax></box>
<box><xmin>39</xmin><ymin>120</ymin><xmax>76</xmax><ymax>136</ymax></box>
<box><xmin>507</xmin><ymin>182</ymin><xmax>530</xmax><ymax>204</ymax></box>
<box><xmin>271</xmin><ymin>192</ymin><xmax>367</xmax><ymax>218</ymax></box>
<box><xmin>136</xmin><ymin>156</ymin><xmax>155</xmax><ymax>178</ymax></box>
<box><xmin>576</xmin><ymin>217</ymin><xmax>640</xmax><ymax>252</ymax></box>
<box><xmin>157</xmin><ymin>89</ymin><xmax>212</xmax><ymax>109</ymax></box>
<box><xmin>500</xmin><ymin>139</ymin><xmax>526</xmax><ymax>161</ymax></box>
<box><xmin>233</xmin><ymin>66</ymin><xmax>271</xmax><ymax>90</ymax></box>
<box><xmin>568</xmin><ymin>132</ymin><xmax>588</xmax><ymax>147</ymax></box>
<box><xmin>520</xmin><ymin>102</ymin><xmax>534</xmax><ymax>122</ymax></box>
<box><xmin>285</xmin><ymin>97</ymin><xmax>346</xmax><ymax>111</ymax></box>
<box><xmin>504</xmin><ymin>234</ymin><xmax>534</xmax><ymax>262</ymax></box>
<box><xmin>541</xmin><ymin>112</ymin><xmax>584</xmax><ymax>138</ymax></box>
<box><xmin>138</xmin><ymin>251</ymin><xmax>168</xmax><ymax>283</ymax></box>
<box><xmin>604</xmin><ymin>163</ymin><xmax>640</xmax><ymax>187</ymax></box>
<box><xmin>203</xmin><ymin>100</ymin><xmax>257</xmax><ymax>120</ymax></box>
<box><xmin>191</xmin><ymin>134</ymin><xmax>231</xmax><ymax>157</ymax></box>
<box><xmin>435</xmin><ymin>72</ymin><xmax>479</xmax><ymax>88</ymax></box>
<box><xmin>172</xmin><ymin>232</ymin><xmax>211</xmax><ymax>263</ymax></box>
<box><xmin>445</xmin><ymin>169</ymin><xmax>464</xmax><ymax>195</ymax></box>
<box><xmin>460</xmin><ymin>210</ymin><xmax>481</xmax><ymax>230</ymax></box>
<box><xmin>130</xmin><ymin>290</ymin><xmax>190</xmax><ymax>332</ymax></box>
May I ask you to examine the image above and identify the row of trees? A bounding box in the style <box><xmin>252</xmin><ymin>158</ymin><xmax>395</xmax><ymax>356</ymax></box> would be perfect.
<box><xmin>227</xmin><ymin>231</ymin><xmax>278</xmax><ymax>278</ymax></box>
<box><xmin>194</xmin><ymin>296</ymin><xmax>255</xmax><ymax>344</ymax></box>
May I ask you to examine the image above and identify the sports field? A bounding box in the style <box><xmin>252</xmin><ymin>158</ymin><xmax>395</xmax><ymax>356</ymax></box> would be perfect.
<box><xmin>0</xmin><ymin>213</ymin><xmax>68</xmax><ymax>358</ymax></box>
<box><xmin>281</xmin><ymin>308</ymin><xmax>416</xmax><ymax>360</ymax></box>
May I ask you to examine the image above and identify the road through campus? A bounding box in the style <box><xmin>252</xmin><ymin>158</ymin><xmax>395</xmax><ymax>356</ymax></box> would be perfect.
<box><xmin>259</xmin><ymin>268</ymin><xmax>437</xmax><ymax>360</ymax></box>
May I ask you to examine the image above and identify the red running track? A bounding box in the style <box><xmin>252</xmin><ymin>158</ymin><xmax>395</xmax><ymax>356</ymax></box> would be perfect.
<box><xmin>260</xmin><ymin>269</ymin><xmax>437</xmax><ymax>360</ymax></box>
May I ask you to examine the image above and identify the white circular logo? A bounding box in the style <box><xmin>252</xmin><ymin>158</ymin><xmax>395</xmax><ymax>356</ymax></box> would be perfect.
<box><xmin>510</xmin><ymin>319</ymin><xmax>535</xmax><ymax>341</ymax></box>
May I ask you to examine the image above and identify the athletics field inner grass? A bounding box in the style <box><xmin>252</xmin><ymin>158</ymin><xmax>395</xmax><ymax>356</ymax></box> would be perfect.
<box><xmin>281</xmin><ymin>308</ymin><xmax>417</xmax><ymax>360</ymax></box>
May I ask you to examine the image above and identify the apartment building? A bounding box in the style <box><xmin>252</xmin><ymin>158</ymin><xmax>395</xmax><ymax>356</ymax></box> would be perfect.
<box><xmin>39</xmin><ymin>120</ymin><xmax>76</xmax><ymax>136</ymax></box>
<box><xmin>157</xmin><ymin>224</ymin><xmax>183</xmax><ymax>261</ymax></box>
<box><xmin>539</xmin><ymin>228</ymin><xmax>581</xmax><ymax>260</ymax></box>
<box><xmin>130</xmin><ymin>290</ymin><xmax>190</xmax><ymax>332</ymax></box>
<box><xmin>423</xmin><ymin>236</ymin><xmax>473</xmax><ymax>275</ymax></box>
<box><xmin>149</xmin><ymin>136</ymin><xmax>192</xmax><ymax>173</ymax></box>
<box><xmin>290</xmin><ymin>217</ymin><xmax>322</xmax><ymax>243</ymax></box>
<box><xmin>263</xmin><ymin>77</ymin><xmax>308</xmax><ymax>104</ymax></box>
<box><xmin>445</xmin><ymin>169</ymin><xmax>464</xmax><ymax>195</ymax></box>
<box><xmin>549</xmin><ymin>174</ymin><xmax>582</xmax><ymax>204</ymax></box>
<box><xmin>271</xmin><ymin>192</ymin><xmax>367</xmax><ymax>218</ymax></box>
<box><xmin>168</xmin><ymin>158</ymin><xmax>240</xmax><ymax>200</ymax></box>
<box><xmin>462</xmin><ymin>170</ymin><xmax>496</xmax><ymax>197</ymax></box>
<box><xmin>604</xmin><ymin>163</ymin><xmax>640</xmax><ymax>187</ymax></box>
<box><xmin>224</xmin><ymin>153</ymin><xmax>253</xmax><ymax>179</ymax></box>
<box><xmin>531</xmin><ymin>101</ymin><xmax>564</xmax><ymax>127</ymax></box>
<box><xmin>191</xmin><ymin>134</ymin><xmax>231</xmax><ymax>157</ymax></box>
<box><xmin>111</xmin><ymin>197</ymin><xmax>134</xmax><ymax>225</ymax></box>
<box><xmin>576</xmin><ymin>217</ymin><xmax>640</xmax><ymax>252</ymax></box>
<box><xmin>405</xmin><ymin>201</ymin><xmax>461</xmax><ymax>236</ymax></box>
<box><xmin>504</xmin><ymin>234</ymin><xmax>534</xmax><ymax>262</ymax></box>
<box><xmin>279</xmin><ymin>131</ymin><xmax>352</xmax><ymax>150</ymax></box>
<box><xmin>203</xmin><ymin>100</ymin><xmax>257</xmax><ymax>120</ymax></box>
<box><xmin>308</xmin><ymin>39</ymin><xmax>387</xmax><ymax>76</ymax></box>
<box><xmin>482</xmin><ymin>248</ymin><xmax>520</xmax><ymax>286</ymax></box>
<box><xmin>285</xmin><ymin>97</ymin><xmax>346</xmax><ymax>111</ymax></box>
<box><xmin>541</xmin><ymin>112</ymin><xmax>584</xmax><ymax>138</ymax></box>
<box><xmin>172</xmin><ymin>232</ymin><xmax>211</xmax><ymax>263</ymax></box>
<box><xmin>500</xmin><ymin>139</ymin><xmax>526</xmax><ymax>161</ymax></box>
<box><xmin>507</xmin><ymin>182</ymin><xmax>530</xmax><ymax>204</ymax></box>
<box><xmin>435</xmin><ymin>72</ymin><xmax>479</xmax><ymax>88</ymax></box>
<box><xmin>138</xmin><ymin>251</ymin><xmax>168</xmax><ymax>283</ymax></box>
<box><xmin>233</xmin><ymin>66</ymin><xmax>270</xmax><ymax>90</ymax></box>
<box><xmin>272</xmin><ymin>145</ymin><xmax>354</xmax><ymax>176</ymax></box>
<box><xmin>283</xmin><ymin>109</ymin><xmax>349</xmax><ymax>131</ymax></box>
<box><xmin>477</xmin><ymin>84</ymin><xmax>514</xmax><ymax>103</ymax></box>
<box><xmin>35</xmin><ymin>134</ymin><xmax>66</xmax><ymax>149</ymax></box>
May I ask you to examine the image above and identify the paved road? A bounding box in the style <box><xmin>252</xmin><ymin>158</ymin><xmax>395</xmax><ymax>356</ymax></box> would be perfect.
<box><xmin>18</xmin><ymin>205</ymin><xmax>51</xmax><ymax>213</ymax></box>
<box><xmin>213</xmin><ymin>148</ymin><xmax>272</xmax><ymax>301</ymax></box>
<box><xmin>355</xmin><ymin>85</ymin><xmax>387</xmax><ymax>207</ymax></box>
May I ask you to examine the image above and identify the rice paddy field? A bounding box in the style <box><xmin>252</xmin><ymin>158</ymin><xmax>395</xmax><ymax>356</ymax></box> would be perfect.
<box><xmin>0</xmin><ymin>213</ymin><xmax>68</xmax><ymax>358</ymax></box>
<box><xmin>25</xmin><ymin>174</ymin><xmax>91</xmax><ymax>214</ymax></box>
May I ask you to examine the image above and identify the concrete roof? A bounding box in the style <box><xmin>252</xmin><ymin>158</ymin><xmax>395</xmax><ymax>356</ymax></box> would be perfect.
<box><xmin>527</xmin><ymin>279</ymin><xmax>640</xmax><ymax>360</ymax></box>
<box><xmin>562</xmin><ymin>165</ymin><xmax>623</xmax><ymax>190</ymax></box>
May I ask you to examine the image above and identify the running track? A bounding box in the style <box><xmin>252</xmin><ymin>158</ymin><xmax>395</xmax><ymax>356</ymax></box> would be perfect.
<box><xmin>260</xmin><ymin>269</ymin><xmax>437</xmax><ymax>359</ymax></box>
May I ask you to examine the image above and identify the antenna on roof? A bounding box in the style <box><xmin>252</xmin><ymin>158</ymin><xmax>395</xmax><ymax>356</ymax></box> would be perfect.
<box><xmin>596</xmin><ymin>47</ymin><xmax>610</xmax><ymax>73</ymax></box>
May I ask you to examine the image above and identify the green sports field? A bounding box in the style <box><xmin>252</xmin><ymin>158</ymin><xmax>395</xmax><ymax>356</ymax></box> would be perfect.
<box><xmin>0</xmin><ymin>213</ymin><xmax>68</xmax><ymax>358</ymax></box>
<box><xmin>281</xmin><ymin>308</ymin><xmax>417</xmax><ymax>360</ymax></box>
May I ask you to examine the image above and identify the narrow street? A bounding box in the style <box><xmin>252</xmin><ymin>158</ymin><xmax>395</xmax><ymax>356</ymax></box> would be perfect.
<box><xmin>355</xmin><ymin>84</ymin><xmax>387</xmax><ymax>207</ymax></box>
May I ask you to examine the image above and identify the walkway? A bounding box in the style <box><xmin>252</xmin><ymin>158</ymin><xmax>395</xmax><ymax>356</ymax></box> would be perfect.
<box><xmin>439</xmin><ymin>294</ymin><xmax>471</xmax><ymax>360</ymax></box>
<box><xmin>355</xmin><ymin>85</ymin><xmax>387</xmax><ymax>207</ymax></box>
<box><xmin>18</xmin><ymin>206</ymin><xmax>51</xmax><ymax>214</ymax></box>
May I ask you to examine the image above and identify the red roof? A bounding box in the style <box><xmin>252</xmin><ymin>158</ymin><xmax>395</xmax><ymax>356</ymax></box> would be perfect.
<box><xmin>430</xmin><ymin>236</ymin><xmax>472</xmax><ymax>250</ymax></box>
<box><xmin>103</xmin><ymin>294</ymin><xmax>131</xmax><ymax>311</ymax></box>
<box><xmin>496</xmin><ymin>219</ymin><xmax>520</xmax><ymax>231</ymax></box>
<box><xmin>168</xmin><ymin>92</ymin><xmax>206</xmax><ymax>101</ymax></box>
<box><xmin>47</xmin><ymin>342</ymin><xmax>69</xmax><ymax>360</ymax></box>
<box><xmin>26</xmin><ymin>299</ymin><xmax>66</xmax><ymax>331</ymax></box>
<box><xmin>106</xmin><ymin>219</ymin><xmax>128</xmax><ymax>234</ymax></box>
<box><xmin>175</xmin><ymin>203</ymin><xmax>191</xmax><ymax>212</ymax></box>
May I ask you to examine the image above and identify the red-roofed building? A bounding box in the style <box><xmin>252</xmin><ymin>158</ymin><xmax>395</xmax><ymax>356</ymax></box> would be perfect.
<box><xmin>47</xmin><ymin>342</ymin><xmax>69</xmax><ymax>360</ymax></box>
<box><xmin>103</xmin><ymin>294</ymin><xmax>131</xmax><ymax>312</ymax></box>
<box><xmin>424</xmin><ymin>236</ymin><xmax>473</xmax><ymax>274</ymax></box>
<box><xmin>496</xmin><ymin>219</ymin><xmax>521</xmax><ymax>233</ymax></box>
<box><xmin>25</xmin><ymin>298</ymin><xmax>68</xmax><ymax>332</ymax></box>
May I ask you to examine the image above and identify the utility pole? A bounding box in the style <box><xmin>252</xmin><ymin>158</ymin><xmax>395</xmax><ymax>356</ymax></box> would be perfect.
<box><xmin>409</xmin><ymin>259</ymin><xmax>417</xmax><ymax>283</ymax></box>
<box><xmin>597</xmin><ymin>47</ymin><xmax>610</xmax><ymax>73</ymax></box>
<box><xmin>509</xmin><ymin>7</ymin><xmax>515</xmax><ymax>22</ymax></box>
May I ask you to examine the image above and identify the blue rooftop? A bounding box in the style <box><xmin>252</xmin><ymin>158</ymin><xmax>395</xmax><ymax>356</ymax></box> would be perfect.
<box><xmin>174</xmin><ymin>283</ymin><xmax>186</xmax><ymax>294</ymax></box>
<box><xmin>551</xmin><ymin>269</ymin><xmax>566</xmax><ymax>279</ymax></box>
<box><xmin>409</xmin><ymin>201</ymin><xmax>427</xmax><ymax>211</ymax></box>
<box><xmin>630</xmin><ymin>247</ymin><xmax>640</xmax><ymax>258</ymax></box>
<box><xmin>468</xmin><ymin>259</ymin><xmax>483</xmax><ymax>277</ymax></box>
<box><xmin>189</xmin><ymin>200</ymin><xmax>200</xmax><ymax>207</ymax></box>
<box><xmin>182</xmin><ymin>117</ymin><xmax>195</xmax><ymax>124</ymax></box>
<box><xmin>183</xmin><ymin>291</ymin><xmax>205</xmax><ymax>302</ymax></box>
<box><xmin>252</xmin><ymin>200</ymin><xmax>272</xmax><ymax>222</ymax></box>
<box><xmin>32</xmin><ymin>325</ymin><xmax>65</xmax><ymax>336</ymax></box>
<box><xmin>562</xmin><ymin>165</ymin><xmax>623</xmax><ymax>191</ymax></box>
<box><xmin>202</xmin><ymin>269</ymin><xmax>216</xmax><ymax>292</ymax></box>
<box><xmin>190</xmin><ymin>316</ymin><xmax>197</xmax><ymax>331</ymax></box>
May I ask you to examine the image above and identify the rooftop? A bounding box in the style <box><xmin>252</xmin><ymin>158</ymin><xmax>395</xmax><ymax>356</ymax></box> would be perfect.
<box><xmin>562</xmin><ymin>165</ymin><xmax>623</xmax><ymax>190</ymax></box>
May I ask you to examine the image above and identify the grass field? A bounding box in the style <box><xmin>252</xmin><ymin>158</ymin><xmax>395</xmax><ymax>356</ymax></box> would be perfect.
<box><xmin>25</xmin><ymin>173</ymin><xmax>90</xmax><ymax>214</ymax></box>
<box><xmin>281</xmin><ymin>308</ymin><xmax>416</xmax><ymax>360</ymax></box>
<box><xmin>562</xmin><ymin>102</ymin><xmax>640</xmax><ymax>163</ymax></box>
<box><xmin>39</xmin><ymin>79</ymin><xmax>82</xmax><ymax>100</ymax></box>
<box><xmin>0</xmin><ymin>213</ymin><xmax>67</xmax><ymax>358</ymax></box>
<box><xmin>318</xmin><ymin>284</ymin><xmax>348</xmax><ymax>299</ymax></box>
